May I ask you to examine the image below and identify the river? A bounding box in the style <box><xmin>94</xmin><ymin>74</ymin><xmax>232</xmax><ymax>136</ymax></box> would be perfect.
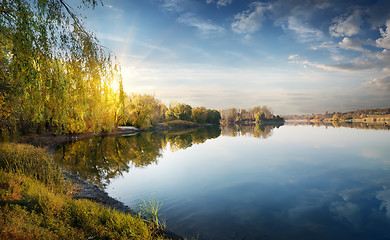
<box><xmin>54</xmin><ymin>123</ymin><xmax>390</xmax><ymax>240</ymax></box>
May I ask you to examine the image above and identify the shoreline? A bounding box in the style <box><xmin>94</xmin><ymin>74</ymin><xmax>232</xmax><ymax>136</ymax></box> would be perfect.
<box><xmin>20</xmin><ymin>126</ymin><xmax>141</xmax><ymax>153</ymax></box>
<box><xmin>62</xmin><ymin>169</ymin><xmax>183</xmax><ymax>240</ymax></box>
<box><xmin>18</xmin><ymin>126</ymin><xmax>183</xmax><ymax>240</ymax></box>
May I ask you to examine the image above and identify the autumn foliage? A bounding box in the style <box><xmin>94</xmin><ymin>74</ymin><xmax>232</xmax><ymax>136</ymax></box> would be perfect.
<box><xmin>0</xmin><ymin>0</ymin><xmax>125</xmax><ymax>134</ymax></box>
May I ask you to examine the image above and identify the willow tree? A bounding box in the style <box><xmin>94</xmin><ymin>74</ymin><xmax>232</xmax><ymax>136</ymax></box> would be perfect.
<box><xmin>0</xmin><ymin>0</ymin><xmax>124</xmax><ymax>134</ymax></box>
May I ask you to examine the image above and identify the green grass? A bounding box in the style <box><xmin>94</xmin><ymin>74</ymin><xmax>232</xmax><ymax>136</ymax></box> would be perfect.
<box><xmin>138</xmin><ymin>200</ymin><xmax>165</xmax><ymax>229</ymax></box>
<box><xmin>0</xmin><ymin>142</ymin><xmax>170</xmax><ymax>240</ymax></box>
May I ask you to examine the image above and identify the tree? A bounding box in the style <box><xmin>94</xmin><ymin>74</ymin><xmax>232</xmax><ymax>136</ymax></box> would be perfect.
<box><xmin>0</xmin><ymin>0</ymin><xmax>122</xmax><ymax>134</ymax></box>
<box><xmin>165</xmin><ymin>103</ymin><xmax>192</xmax><ymax>121</ymax></box>
<box><xmin>206</xmin><ymin>110</ymin><xmax>221</xmax><ymax>124</ymax></box>
<box><xmin>332</xmin><ymin>113</ymin><xmax>341</xmax><ymax>121</ymax></box>
<box><xmin>124</xmin><ymin>94</ymin><xmax>165</xmax><ymax>128</ymax></box>
<box><xmin>255</xmin><ymin>112</ymin><xmax>265</xmax><ymax>124</ymax></box>
<box><xmin>192</xmin><ymin>107</ymin><xmax>207</xmax><ymax>124</ymax></box>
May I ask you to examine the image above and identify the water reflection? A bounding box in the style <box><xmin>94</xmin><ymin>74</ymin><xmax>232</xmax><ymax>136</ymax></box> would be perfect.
<box><xmin>54</xmin><ymin>124</ymin><xmax>282</xmax><ymax>187</ymax></box>
<box><xmin>221</xmin><ymin>123</ymin><xmax>283</xmax><ymax>138</ymax></box>
<box><xmin>54</xmin><ymin>124</ymin><xmax>390</xmax><ymax>239</ymax></box>
<box><xmin>54</xmin><ymin>127</ymin><xmax>222</xmax><ymax>187</ymax></box>
<box><xmin>286</xmin><ymin>121</ymin><xmax>390</xmax><ymax>130</ymax></box>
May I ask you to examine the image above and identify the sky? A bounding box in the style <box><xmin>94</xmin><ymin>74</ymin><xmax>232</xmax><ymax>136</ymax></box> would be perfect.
<box><xmin>77</xmin><ymin>0</ymin><xmax>390</xmax><ymax>114</ymax></box>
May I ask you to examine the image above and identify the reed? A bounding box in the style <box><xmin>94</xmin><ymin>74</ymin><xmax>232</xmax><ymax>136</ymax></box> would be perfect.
<box><xmin>138</xmin><ymin>199</ymin><xmax>166</xmax><ymax>230</ymax></box>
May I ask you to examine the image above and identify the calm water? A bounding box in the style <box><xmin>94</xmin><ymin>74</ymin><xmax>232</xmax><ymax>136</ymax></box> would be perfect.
<box><xmin>55</xmin><ymin>124</ymin><xmax>390</xmax><ymax>240</ymax></box>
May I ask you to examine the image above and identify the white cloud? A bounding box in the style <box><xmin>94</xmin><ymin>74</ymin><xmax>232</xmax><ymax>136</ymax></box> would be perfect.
<box><xmin>376</xmin><ymin>19</ymin><xmax>390</xmax><ymax>49</ymax></box>
<box><xmin>287</xmin><ymin>16</ymin><xmax>324</xmax><ymax>42</ymax></box>
<box><xmin>310</xmin><ymin>41</ymin><xmax>336</xmax><ymax>50</ymax></box>
<box><xmin>377</xmin><ymin>189</ymin><xmax>390</xmax><ymax>218</ymax></box>
<box><xmin>362</xmin><ymin>73</ymin><xmax>390</xmax><ymax>92</ymax></box>
<box><xmin>376</xmin><ymin>49</ymin><xmax>390</xmax><ymax>63</ymax></box>
<box><xmin>339</xmin><ymin>37</ymin><xmax>364</xmax><ymax>51</ymax></box>
<box><xmin>288</xmin><ymin>54</ymin><xmax>299</xmax><ymax>60</ymax></box>
<box><xmin>216</xmin><ymin>0</ymin><xmax>232</xmax><ymax>7</ymax></box>
<box><xmin>177</xmin><ymin>13</ymin><xmax>225</xmax><ymax>37</ymax></box>
<box><xmin>161</xmin><ymin>0</ymin><xmax>187</xmax><ymax>13</ymax></box>
<box><xmin>294</xmin><ymin>58</ymin><xmax>375</xmax><ymax>73</ymax></box>
<box><xmin>231</xmin><ymin>2</ymin><xmax>267</xmax><ymax>35</ymax></box>
<box><xmin>330</xmin><ymin>10</ymin><xmax>362</xmax><ymax>37</ymax></box>
<box><xmin>205</xmin><ymin>0</ymin><xmax>232</xmax><ymax>7</ymax></box>
<box><xmin>332</xmin><ymin>55</ymin><xmax>345</xmax><ymax>61</ymax></box>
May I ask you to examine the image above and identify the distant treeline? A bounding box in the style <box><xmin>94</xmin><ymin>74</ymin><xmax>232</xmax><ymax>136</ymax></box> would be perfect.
<box><xmin>286</xmin><ymin>121</ymin><xmax>390</xmax><ymax>131</ymax></box>
<box><xmin>121</xmin><ymin>93</ymin><xmax>221</xmax><ymax>128</ymax></box>
<box><xmin>284</xmin><ymin>108</ymin><xmax>390</xmax><ymax>124</ymax></box>
<box><xmin>220</xmin><ymin>106</ymin><xmax>284</xmax><ymax>124</ymax></box>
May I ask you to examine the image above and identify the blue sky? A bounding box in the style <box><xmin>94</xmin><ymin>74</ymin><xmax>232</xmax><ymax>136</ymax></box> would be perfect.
<box><xmin>79</xmin><ymin>0</ymin><xmax>390</xmax><ymax>114</ymax></box>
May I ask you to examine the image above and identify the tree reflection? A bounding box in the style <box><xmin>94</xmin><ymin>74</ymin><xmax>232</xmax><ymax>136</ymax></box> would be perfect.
<box><xmin>54</xmin><ymin>127</ymin><xmax>221</xmax><ymax>188</ymax></box>
<box><xmin>221</xmin><ymin>123</ymin><xmax>283</xmax><ymax>139</ymax></box>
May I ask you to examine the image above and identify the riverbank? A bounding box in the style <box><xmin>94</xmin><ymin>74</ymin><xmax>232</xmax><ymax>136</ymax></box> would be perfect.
<box><xmin>0</xmin><ymin>141</ymin><xmax>182</xmax><ymax>240</ymax></box>
<box><xmin>3</xmin><ymin>122</ymin><xmax>217</xmax><ymax>239</ymax></box>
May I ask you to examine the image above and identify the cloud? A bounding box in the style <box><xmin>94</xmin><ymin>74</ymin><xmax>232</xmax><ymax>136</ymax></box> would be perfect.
<box><xmin>329</xmin><ymin>10</ymin><xmax>362</xmax><ymax>37</ymax></box>
<box><xmin>376</xmin><ymin>49</ymin><xmax>390</xmax><ymax>63</ymax></box>
<box><xmin>377</xmin><ymin>189</ymin><xmax>390</xmax><ymax>218</ymax></box>
<box><xmin>376</xmin><ymin>19</ymin><xmax>390</xmax><ymax>49</ymax></box>
<box><xmin>339</xmin><ymin>188</ymin><xmax>363</xmax><ymax>202</ymax></box>
<box><xmin>231</xmin><ymin>2</ymin><xmax>267</xmax><ymax>35</ymax></box>
<box><xmin>286</xmin><ymin>16</ymin><xmax>324</xmax><ymax>42</ymax></box>
<box><xmin>288</xmin><ymin>54</ymin><xmax>299</xmax><ymax>60</ymax></box>
<box><xmin>293</xmin><ymin>57</ymin><xmax>375</xmax><ymax>73</ymax></box>
<box><xmin>160</xmin><ymin>0</ymin><xmax>187</xmax><ymax>13</ymax></box>
<box><xmin>315</xmin><ymin>63</ymin><xmax>374</xmax><ymax>72</ymax></box>
<box><xmin>216</xmin><ymin>0</ymin><xmax>232</xmax><ymax>7</ymax></box>
<box><xmin>332</xmin><ymin>55</ymin><xmax>345</xmax><ymax>61</ymax></box>
<box><xmin>105</xmin><ymin>4</ymin><xmax>120</xmax><ymax>12</ymax></box>
<box><xmin>330</xmin><ymin>201</ymin><xmax>361</xmax><ymax>227</ymax></box>
<box><xmin>339</xmin><ymin>37</ymin><xmax>364</xmax><ymax>51</ymax></box>
<box><xmin>310</xmin><ymin>41</ymin><xmax>336</xmax><ymax>50</ymax></box>
<box><xmin>268</xmin><ymin>0</ymin><xmax>334</xmax><ymax>21</ymax></box>
<box><xmin>206</xmin><ymin>0</ymin><xmax>232</xmax><ymax>7</ymax></box>
<box><xmin>362</xmin><ymin>73</ymin><xmax>390</xmax><ymax>92</ymax></box>
<box><xmin>177</xmin><ymin>13</ymin><xmax>225</xmax><ymax>37</ymax></box>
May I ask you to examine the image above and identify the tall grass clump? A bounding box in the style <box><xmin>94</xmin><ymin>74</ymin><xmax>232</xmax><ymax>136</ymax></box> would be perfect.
<box><xmin>138</xmin><ymin>200</ymin><xmax>165</xmax><ymax>230</ymax></box>
<box><xmin>0</xmin><ymin>143</ymin><xmax>64</xmax><ymax>189</ymax></box>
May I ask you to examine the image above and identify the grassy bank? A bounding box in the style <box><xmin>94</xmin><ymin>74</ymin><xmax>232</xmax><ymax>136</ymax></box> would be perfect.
<box><xmin>0</xmin><ymin>142</ymin><xmax>169</xmax><ymax>240</ymax></box>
